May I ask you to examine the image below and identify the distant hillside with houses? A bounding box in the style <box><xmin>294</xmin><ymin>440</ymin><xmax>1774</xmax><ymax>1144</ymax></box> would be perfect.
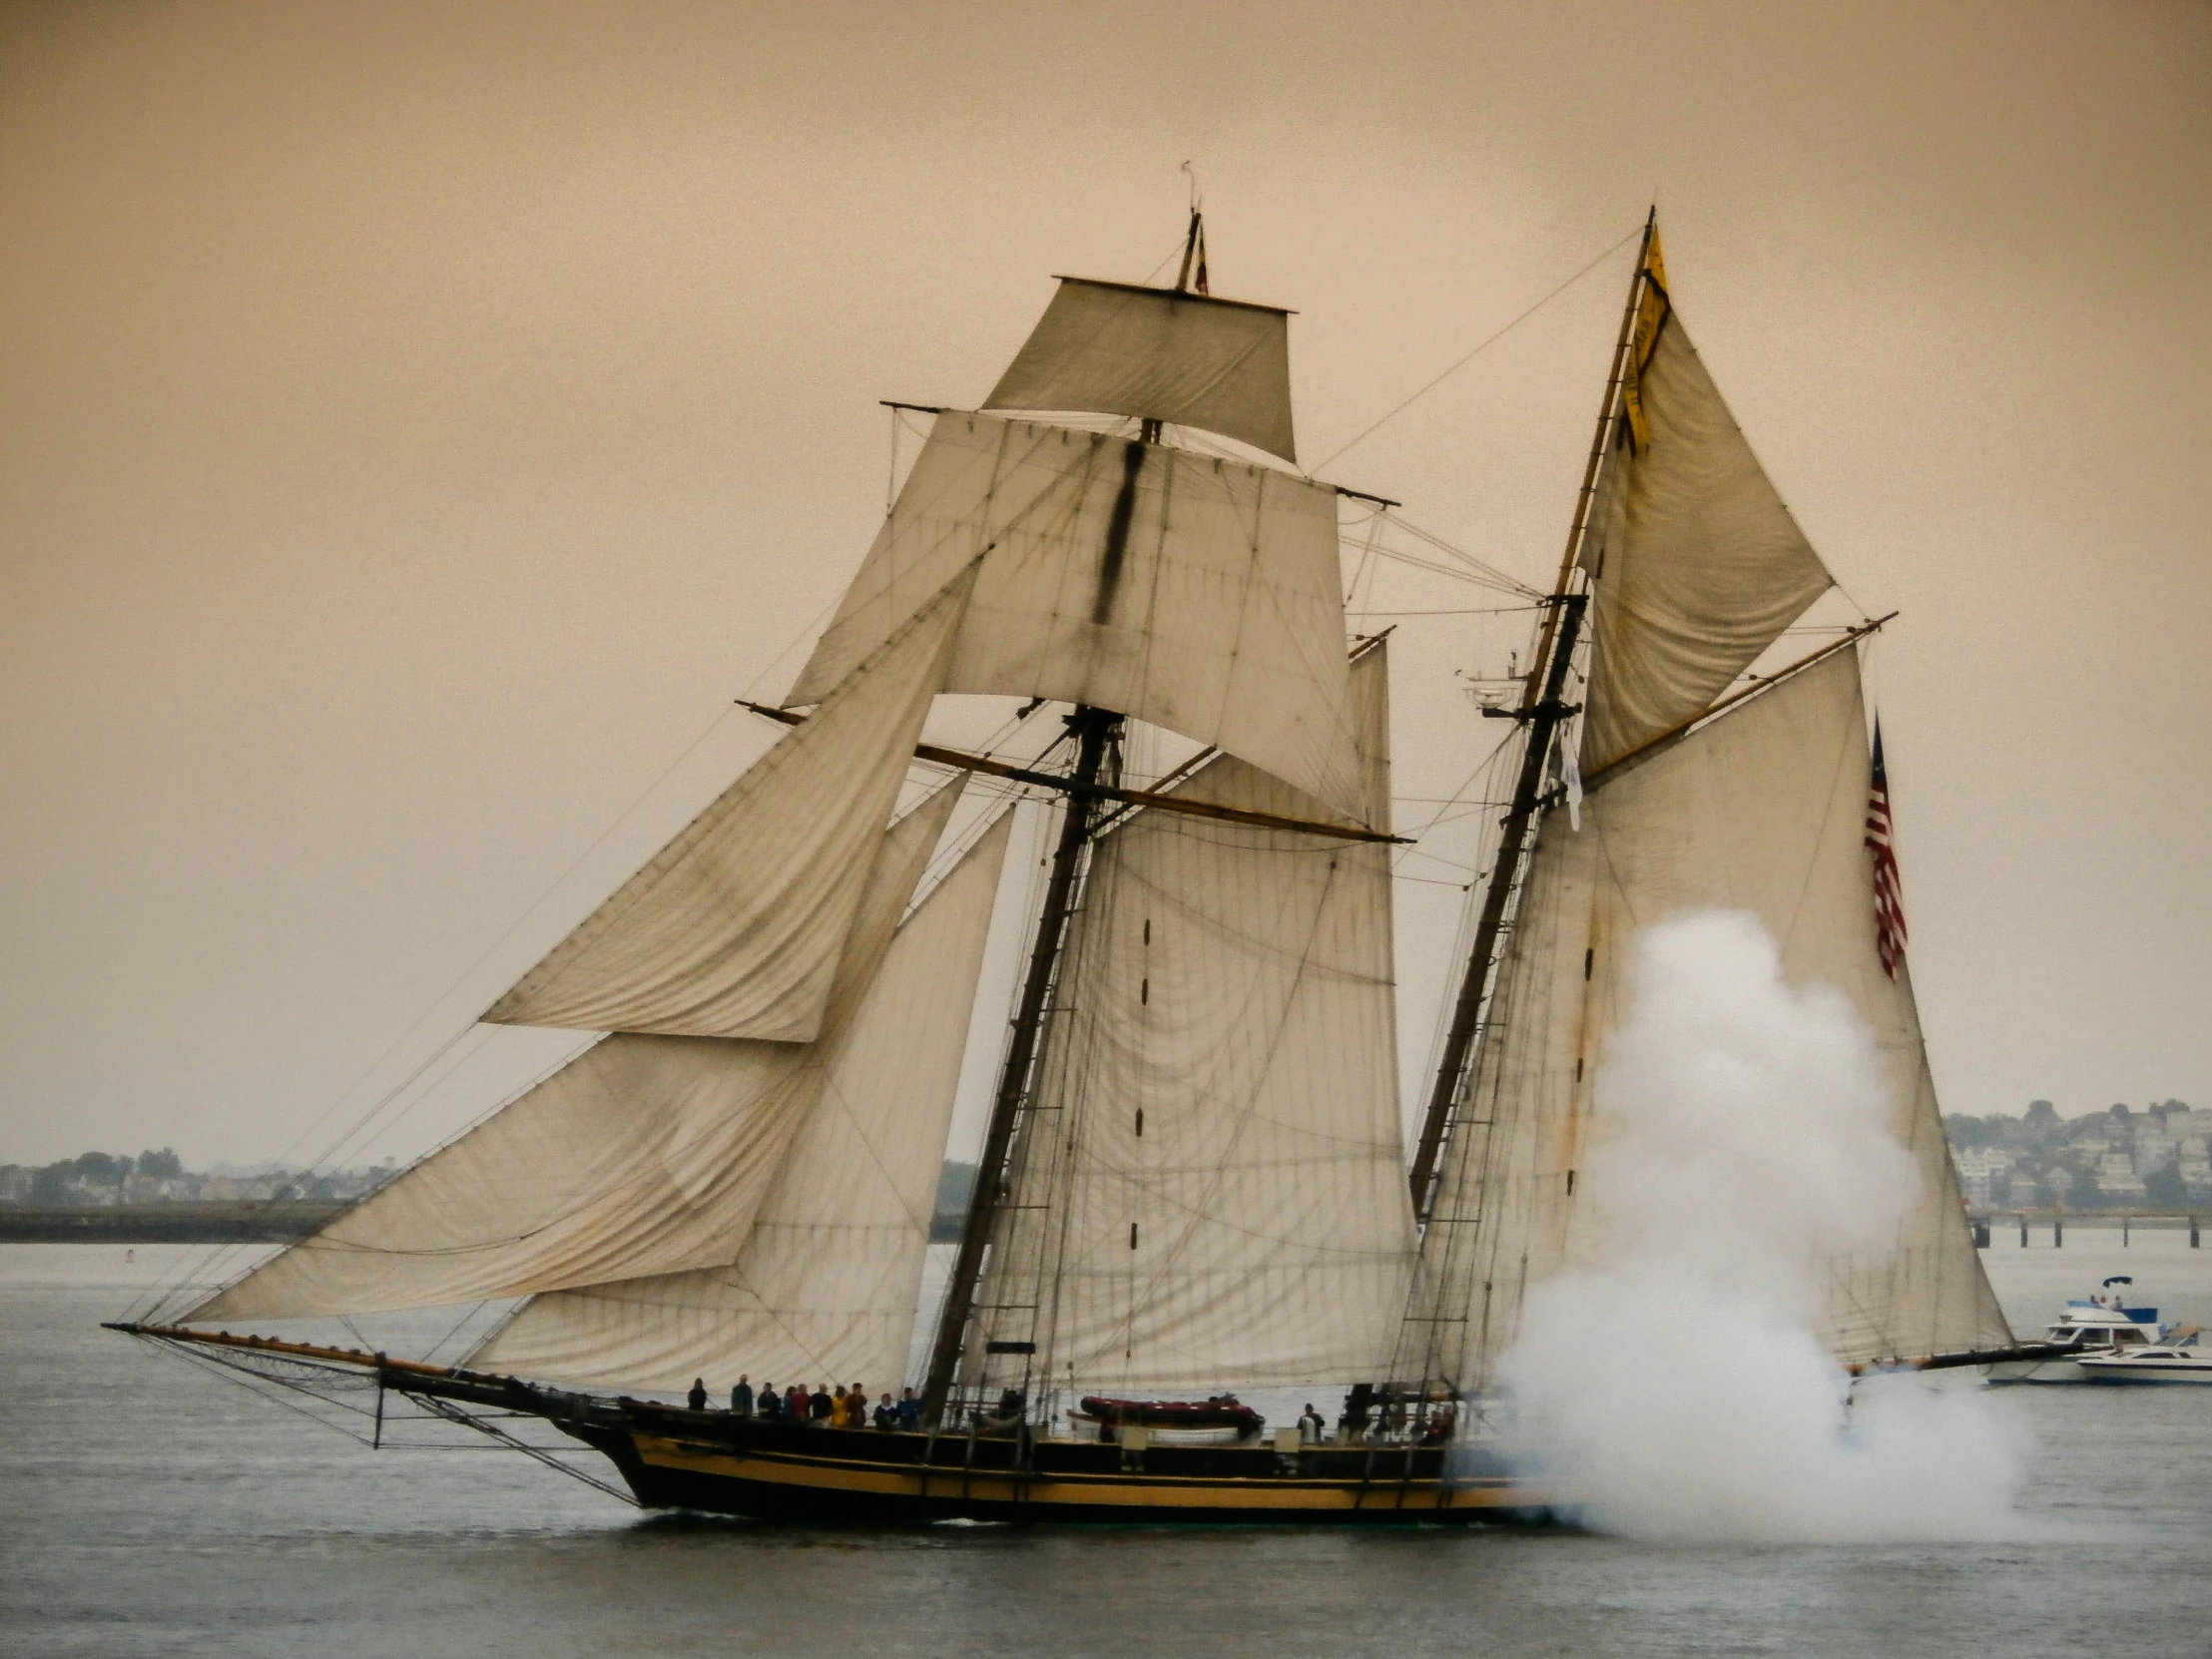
<box><xmin>1944</xmin><ymin>1099</ymin><xmax>2210</xmax><ymax>1211</ymax></box>
<box><xmin>0</xmin><ymin>1149</ymin><xmax>396</xmax><ymax>1208</ymax></box>
<box><xmin>5</xmin><ymin>1109</ymin><xmax>2201</xmax><ymax>1224</ymax></box>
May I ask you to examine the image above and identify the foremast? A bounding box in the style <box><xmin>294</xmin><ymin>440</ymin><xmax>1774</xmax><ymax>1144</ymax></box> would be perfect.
<box><xmin>918</xmin><ymin>702</ymin><xmax>1120</xmax><ymax>1425</ymax></box>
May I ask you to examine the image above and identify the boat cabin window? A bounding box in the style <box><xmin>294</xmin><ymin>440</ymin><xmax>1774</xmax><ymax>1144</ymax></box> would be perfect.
<box><xmin>2113</xmin><ymin>1329</ymin><xmax>2148</xmax><ymax>1346</ymax></box>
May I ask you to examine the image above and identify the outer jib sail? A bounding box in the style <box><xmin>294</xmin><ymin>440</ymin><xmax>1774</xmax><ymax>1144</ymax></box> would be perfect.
<box><xmin>185</xmin><ymin>268</ymin><xmax>1412</xmax><ymax>1406</ymax></box>
<box><xmin>1396</xmin><ymin>229</ymin><xmax>2009</xmax><ymax>1394</ymax></box>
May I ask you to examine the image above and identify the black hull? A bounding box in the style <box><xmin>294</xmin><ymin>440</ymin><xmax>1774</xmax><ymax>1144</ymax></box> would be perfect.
<box><xmin>562</xmin><ymin>1404</ymin><xmax>1545</xmax><ymax>1526</ymax></box>
<box><xmin>110</xmin><ymin>1329</ymin><xmax>1547</xmax><ymax>1529</ymax></box>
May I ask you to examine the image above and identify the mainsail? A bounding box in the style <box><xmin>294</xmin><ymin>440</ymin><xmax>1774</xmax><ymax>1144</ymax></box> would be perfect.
<box><xmin>186</xmin><ymin>780</ymin><xmax>968</xmax><ymax>1323</ymax></box>
<box><xmin>466</xmin><ymin>810</ymin><xmax>1013</xmax><ymax>1390</ymax></box>
<box><xmin>786</xmin><ymin>411</ymin><xmax>1367</xmax><ymax>824</ymax></box>
<box><xmin>1402</xmin><ymin>650</ymin><xmax>2008</xmax><ymax>1386</ymax></box>
<box><xmin>963</xmin><ymin>644</ymin><xmax>1413</xmax><ymax>1394</ymax></box>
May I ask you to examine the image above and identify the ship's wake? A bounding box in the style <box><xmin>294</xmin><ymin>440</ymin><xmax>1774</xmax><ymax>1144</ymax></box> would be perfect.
<box><xmin>1495</xmin><ymin>910</ymin><xmax>2032</xmax><ymax>1544</ymax></box>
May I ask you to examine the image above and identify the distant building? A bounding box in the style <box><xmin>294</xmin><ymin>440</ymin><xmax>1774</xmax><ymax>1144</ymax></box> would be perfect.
<box><xmin>2135</xmin><ymin>1129</ymin><xmax>2177</xmax><ymax>1170</ymax></box>
<box><xmin>1954</xmin><ymin>1147</ymin><xmax>2014</xmax><ymax>1206</ymax></box>
<box><xmin>2095</xmin><ymin>1153</ymin><xmax>2147</xmax><ymax>1200</ymax></box>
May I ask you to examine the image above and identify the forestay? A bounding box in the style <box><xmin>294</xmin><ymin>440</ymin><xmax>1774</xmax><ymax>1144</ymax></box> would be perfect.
<box><xmin>467</xmin><ymin>811</ymin><xmax>1012</xmax><ymax>1390</ymax></box>
<box><xmin>968</xmin><ymin>646</ymin><xmax>1413</xmax><ymax>1393</ymax></box>
<box><xmin>1577</xmin><ymin>290</ymin><xmax>1834</xmax><ymax>776</ymax></box>
<box><xmin>185</xmin><ymin>785</ymin><xmax>966</xmax><ymax>1323</ymax></box>
<box><xmin>984</xmin><ymin>277</ymin><xmax>1298</xmax><ymax>463</ymax></box>
<box><xmin>1404</xmin><ymin>650</ymin><xmax>2009</xmax><ymax>1385</ymax></box>
<box><xmin>482</xmin><ymin>575</ymin><xmax>968</xmax><ymax>1042</ymax></box>
<box><xmin>787</xmin><ymin>412</ymin><xmax>1367</xmax><ymax>823</ymax></box>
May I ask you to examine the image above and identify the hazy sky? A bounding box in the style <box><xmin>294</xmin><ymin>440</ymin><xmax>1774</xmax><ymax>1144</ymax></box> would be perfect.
<box><xmin>4</xmin><ymin>0</ymin><xmax>2206</xmax><ymax>1167</ymax></box>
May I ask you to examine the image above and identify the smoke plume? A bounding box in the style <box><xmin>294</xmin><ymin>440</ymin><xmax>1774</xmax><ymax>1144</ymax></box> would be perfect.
<box><xmin>1495</xmin><ymin>909</ymin><xmax>2026</xmax><ymax>1543</ymax></box>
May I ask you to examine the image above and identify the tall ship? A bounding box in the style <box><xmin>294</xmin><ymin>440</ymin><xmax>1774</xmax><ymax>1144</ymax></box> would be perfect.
<box><xmin>113</xmin><ymin>212</ymin><xmax>2026</xmax><ymax>1523</ymax></box>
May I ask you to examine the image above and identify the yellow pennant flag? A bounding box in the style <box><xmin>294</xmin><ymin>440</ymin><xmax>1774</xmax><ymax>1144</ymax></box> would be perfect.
<box><xmin>1620</xmin><ymin>229</ymin><xmax>1672</xmax><ymax>450</ymax></box>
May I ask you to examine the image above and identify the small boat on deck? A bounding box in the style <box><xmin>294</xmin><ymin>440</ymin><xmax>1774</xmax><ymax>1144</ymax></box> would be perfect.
<box><xmin>1069</xmin><ymin>1395</ymin><xmax>1266</xmax><ymax>1445</ymax></box>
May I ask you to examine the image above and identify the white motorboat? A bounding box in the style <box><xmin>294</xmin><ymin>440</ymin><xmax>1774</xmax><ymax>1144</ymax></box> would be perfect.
<box><xmin>2078</xmin><ymin>1327</ymin><xmax>2212</xmax><ymax>1384</ymax></box>
<box><xmin>1987</xmin><ymin>1277</ymin><xmax>2165</xmax><ymax>1385</ymax></box>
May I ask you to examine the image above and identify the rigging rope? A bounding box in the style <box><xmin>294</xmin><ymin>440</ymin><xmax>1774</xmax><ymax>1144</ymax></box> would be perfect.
<box><xmin>1313</xmin><ymin>223</ymin><xmax>1645</xmax><ymax>471</ymax></box>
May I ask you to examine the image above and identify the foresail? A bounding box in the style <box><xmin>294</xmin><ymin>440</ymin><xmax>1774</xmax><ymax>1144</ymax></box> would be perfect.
<box><xmin>1578</xmin><ymin>237</ymin><xmax>1833</xmax><ymax>775</ymax></box>
<box><xmin>1405</xmin><ymin>650</ymin><xmax>2007</xmax><ymax>1386</ymax></box>
<box><xmin>970</xmin><ymin>645</ymin><xmax>1412</xmax><ymax>1393</ymax></box>
<box><xmin>984</xmin><ymin>277</ymin><xmax>1298</xmax><ymax>463</ymax></box>
<box><xmin>787</xmin><ymin>412</ymin><xmax>1366</xmax><ymax>823</ymax></box>
<box><xmin>185</xmin><ymin>784</ymin><xmax>966</xmax><ymax>1324</ymax></box>
<box><xmin>464</xmin><ymin>811</ymin><xmax>1013</xmax><ymax>1390</ymax></box>
<box><xmin>482</xmin><ymin>574</ymin><xmax>969</xmax><ymax>1042</ymax></box>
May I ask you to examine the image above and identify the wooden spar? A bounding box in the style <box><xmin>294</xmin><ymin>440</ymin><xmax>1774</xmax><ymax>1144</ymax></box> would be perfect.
<box><xmin>1581</xmin><ymin>613</ymin><xmax>1898</xmax><ymax>791</ymax></box>
<box><xmin>1174</xmin><ymin>208</ymin><xmax>1203</xmax><ymax>293</ymax></box>
<box><xmin>1847</xmin><ymin>1342</ymin><xmax>2074</xmax><ymax>1376</ymax></box>
<box><xmin>1404</xmin><ymin>210</ymin><xmax>1657</xmax><ymax>1221</ymax></box>
<box><xmin>735</xmin><ymin>703</ymin><xmax>1405</xmax><ymax>845</ymax></box>
<box><xmin>1331</xmin><ymin>483</ymin><xmax>1402</xmax><ymax>509</ymax></box>
<box><xmin>103</xmin><ymin>1320</ymin><xmax>464</xmax><ymax>1381</ymax></box>
<box><xmin>918</xmin><ymin>705</ymin><xmax>1118</xmax><ymax>1427</ymax></box>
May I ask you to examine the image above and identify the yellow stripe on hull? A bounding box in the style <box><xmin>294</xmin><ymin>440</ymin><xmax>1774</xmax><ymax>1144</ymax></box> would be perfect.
<box><xmin>630</xmin><ymin>1435</ymin><xmax>1529</xmax><ymax>1516</ymax></box>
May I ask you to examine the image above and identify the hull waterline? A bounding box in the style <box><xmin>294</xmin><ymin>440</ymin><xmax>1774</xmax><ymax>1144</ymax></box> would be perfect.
<box><xmin>577</xmin><ymin>1402</ymin><xmax>1543</xmax><ymax>1526</ymax></box>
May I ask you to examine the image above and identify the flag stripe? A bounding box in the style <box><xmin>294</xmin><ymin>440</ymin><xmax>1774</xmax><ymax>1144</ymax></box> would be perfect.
<box><xmin>1866</xmin><ymin>723</ymin><xmax>1908</xmax><ymax>979</ymax></box>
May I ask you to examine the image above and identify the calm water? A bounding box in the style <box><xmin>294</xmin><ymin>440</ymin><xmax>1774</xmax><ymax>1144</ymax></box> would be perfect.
<box><xmin>6</xmin><ymin>1232</ymin><xmax>2212</xmax><ymax>1658</ymax></box>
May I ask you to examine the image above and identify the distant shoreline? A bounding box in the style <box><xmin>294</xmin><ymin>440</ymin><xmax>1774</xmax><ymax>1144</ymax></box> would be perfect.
<box><xmin>0</xmin><ymin>1203</ymin><xmax>343</xmax><ymax>1243</ymax></box>
<box><xmin>0</xmin><ymin>1203</ymin><xmax>965</xmax><ymax>1245</ymax></box>
<box><xmin>0</xmin><ymin>1206</ymin><xmax>2191</xmax><ymax>1247</ymax></box>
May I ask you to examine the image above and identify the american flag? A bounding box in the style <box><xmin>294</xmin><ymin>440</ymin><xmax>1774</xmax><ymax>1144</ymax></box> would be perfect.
<box><xmin>1866</xmin><ymin>722</ymin><xmax>1909</xmax><ymax>979</ymax></box>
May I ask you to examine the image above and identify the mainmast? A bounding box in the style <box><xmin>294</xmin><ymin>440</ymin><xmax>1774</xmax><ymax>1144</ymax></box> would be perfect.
<box><xmin>1404</xmin><ymin>212</ymin><xmax>1656</xmax><ymax>1221</ymax></box>
<box><xmin>918</xmin><ymin>218</ymin><xmax>1209</xmax><ymax>1428</ymax></box>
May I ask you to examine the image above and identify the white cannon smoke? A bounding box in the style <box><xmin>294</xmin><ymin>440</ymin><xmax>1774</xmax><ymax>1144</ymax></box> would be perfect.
<box><xmin>1495</xmin><ymin>909</ymin><xmax>2027</xmax><ymax>1543</ymax></box>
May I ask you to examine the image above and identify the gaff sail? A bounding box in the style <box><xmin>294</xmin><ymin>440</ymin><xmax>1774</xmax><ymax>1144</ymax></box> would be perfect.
<box><xmin>1575</xmin><ymin>234</ymin><xmax>1835</xmax><ymax>777</ymax></box>
<box><xmin>1404</xmin><ymin>611</ymin><xmax>2008</xmax><ymax>1387</ymax></box>
<box><xmin>964</xmin><ymin>644</ymin><xmax>1413</xmax><ymax>1395</ymax></box>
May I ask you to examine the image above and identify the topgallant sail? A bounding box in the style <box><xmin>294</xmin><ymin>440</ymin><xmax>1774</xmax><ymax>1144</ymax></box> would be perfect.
<box><xmin>111</xmin><ymin>212</ymin><xmax>2026</xmax><ymax>1524</ymax></box>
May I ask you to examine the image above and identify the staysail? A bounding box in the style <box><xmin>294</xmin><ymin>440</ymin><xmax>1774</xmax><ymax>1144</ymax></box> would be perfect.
<box><xmin>786</xmin><ymin>411</ymin><xmax>1367</xmax><ymax>823</ymax></box>
<box><xmin>1402</xmin><ymin>649</ymin><xmax>2009</xmax><ymax>1386</ymax></box>
<box><xmin>1576</xmin><ymin>235</ymin><xmax>1834</xmax><ymax>776</ymax></box>
<box><xmin>481</xmin><ymin>574</ymin><xmax>969</xmax><ymax>1042</ymax></box>
<box><xmin>964</xmin><ymin>644</ymin><xmax>1413</xmax><ymax>1393</ymax></box>
<box><xmin>185</xmin><ymin>783</ymin><xmax>967</xmax><ymax>1323</ymax></box>
<box><xmin>466</xmin><ymin>810</ymin><xmax>1013</xmax><ymax>1390</ymax></box>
